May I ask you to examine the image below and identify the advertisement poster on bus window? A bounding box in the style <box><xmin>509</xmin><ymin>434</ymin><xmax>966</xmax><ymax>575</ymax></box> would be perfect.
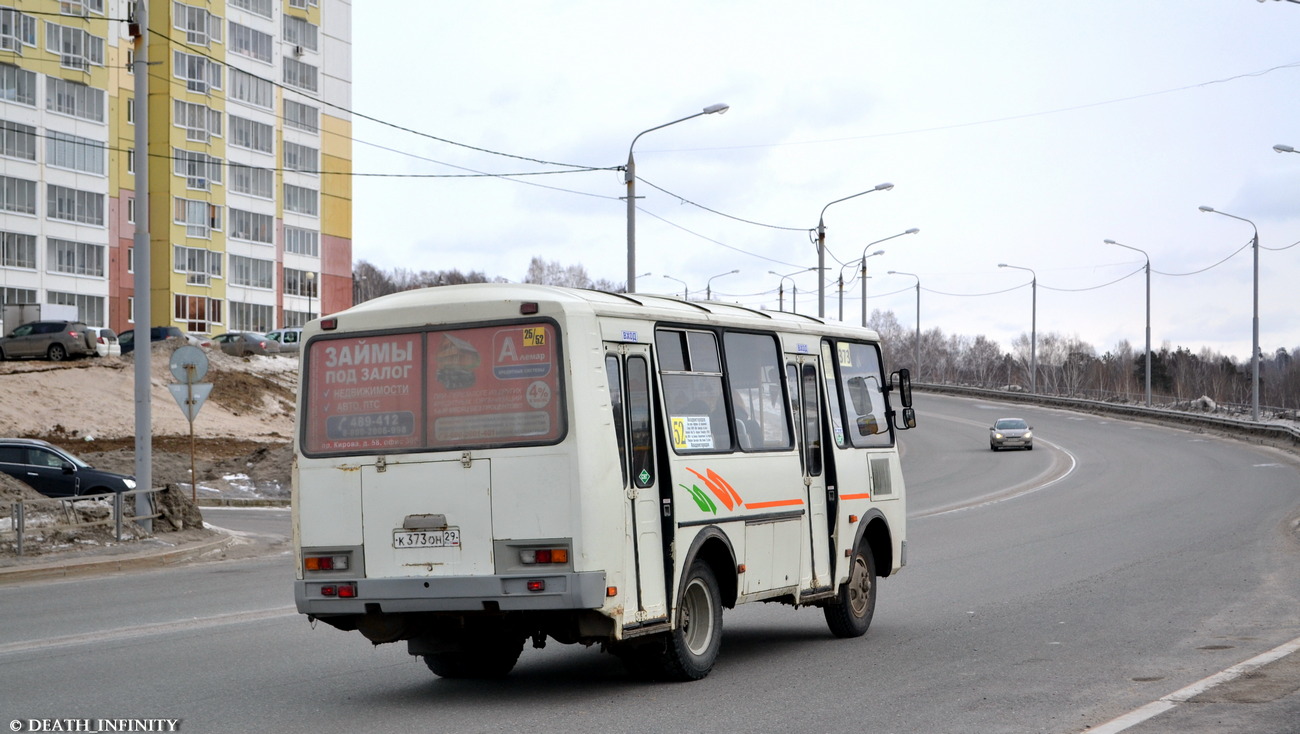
<box><xmin>426</xmin><ymin>323</ymin><xmax>563</xmax><ymax>447</ymax></box>
<box><xmin>305</xmin><ymin>334</ymin><xmax>424</xmax><ymax>453</ymax></box>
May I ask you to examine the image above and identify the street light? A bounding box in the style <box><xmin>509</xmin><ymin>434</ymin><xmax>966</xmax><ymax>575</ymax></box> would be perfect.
<box><xmin>1274</xmin><ymin>144</ymin><xmax>1298</xmax><ymax>154</ymax></box>
<box><xmin>1104</xmin><ymin>239</ymin><xmax>1152</xmax><ymax>406</ymax></box>
<box><xmin>705</xmin><ymin>269</ymin><xmax>739</xmax><ymax>301</ymax></box>
<box><xmin>888</xmin><ymin>270</ymin><xmax>921</xmax><ymax>380</ymax></box>
<box><xmin>306</xmin><ymin>271</ymin><xmax>317</xmax><ymax>323</ymax></box>
<box><xmin>838</xmin><ymin>252</ymin><xmax>882</xmax><ymax>323</ymax></box>
<box><xmin>1199</xmin><ymin>205</ymin><xmax>1261</xmax><ymax>421</ymax></box>
<box><xmin>625</xmin><ymin>103</ymin><xmax>730</xmax><ymax>293</ymax></box>
<box><xmin>662</xmin><ymin>274</ymin><xmax>688</xmax><ymax>300</ymax></box>
<box><xmin>769</xmin><ymin>268</ymin><xmax>813</xmax><ymax>313</ymax></box>
<box><xmin>998</xmin><ymin>263</ymin><xmax>1037</xmax><ymax>394</ymax></box>
<box><xmin>859</xmin><ymin>228</ymin><xmax>918</xmax><ymax>327</ymax></box>
<box><xmin>816</xmin><ymin>183</ymin><xmax>894</xmax><ymax>318</ymax></box>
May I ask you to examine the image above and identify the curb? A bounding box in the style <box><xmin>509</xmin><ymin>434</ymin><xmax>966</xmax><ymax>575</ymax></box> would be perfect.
<box><xmin>0</xmin><ymin>531</ymin><xmax>236</xmax><ymax>585</ymax></box>
<box><xmin>197</xmin><ymin>497</ymin><xmax>290</xmax><ymax>507</ymax></box>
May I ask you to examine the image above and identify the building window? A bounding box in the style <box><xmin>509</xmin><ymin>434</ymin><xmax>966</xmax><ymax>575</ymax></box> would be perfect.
<box><xmin>1</xmin><ymin>231</ymin><xmax>37</xmax><ymax>268</ymax></box>
<box><xmin>282</xmin><ymin>58</ymin><xmax>318</xmax><ymax>93</ymax></box>
<box><xmin>47</xmin><ymin>184</ymin><xmax>104</xmax><ymax>225</ymax></box>
<box><xmin>282</xmin><ymin>15</ymin><xmax>318</xmax><ymax>52</ymax></box>
<box><xmin>0</xmin><ymin>119</ymin><xmax>36</xmax><ymax>161</ymax></box>
<box><xmin>284</xmin><ymin>268</ymin><xmax>317</xmax><ymax>298</ymax></box>
<box><xmin>174</xmin><ymin>244</ymin><xmax>222</xmax><ymax>286</ymax></box>
<box><xmin>2</xmin><ymin>287</ymin><xmax>37</xmax><ymax>307</ymax></box>
<box><xmin>229</xmin><ymin>114</ymin><xmax>273</xmax><ymax>153</ymax></box>
<box><xmin>174</xmin><ymin>294</ymin><xmax>221</xmax><ymax>332</ymax></box>
<box><xmin>46</xmin><ymin>131</ymin><xmax>106</xmax><ymax>175</ymax></box>
<box><xmin>228</xmin><ymin>68</ymin><xmax>273</xmax><ymax>109</ymax></box>
<box><xmin>173</xmin><ymin>148</ymin><xmax>223</xmax><ymax>191</ymax></box>
<box><xmin>173</xmin><ymin>51</ymin><xmax>222</xmax><ymax>94</ymax></box>
<box><xmin>229</xmin><ymin>300</ymin><xmax>273</xmax><ymax>332</ymax></box>
<box><xmin>229</xmin><ymin>0</ymin><xmax>272</xmax><ymax>19</ymax></box>
<box><xmin>174</xmin><ymin>100</ymin><xmax>222</xmax><ymax>142</ymax></box>
<box><xmin>284</xmin><ymin>226</ymin><xmax>318</xmax><ymax>257</ymax></box>
<box><xmin>48</xmin><ymin>290</ymin><xmax>104</xmax><ymax>326</ymax></box>
<box><xmin>173</xmin><ymin>2</ymin><xmax>221</xmax><ymax>46</ymax></box>
<box><xmin>229</xmin><ymin>254</ymin><xmax>273</xmax><ymax>289</ymax></box>
<box><xmin>282</xmin><ymin>141</ymin><xmax>317</xmax><ymax>174</ymax></box>
<box><xmin>48</xmin><ymin>238</ymin><xmax>105</xmax><ymax>277</ymax></box>
<box><xmin>228</xmin><ymin>207</ymin><xmax>274</xmax><ymax>244</ymax></box>
<box><xmin>174</xmin><ymin>197</ymin><xmax>221</xmax><ymax>239</ymax></box>
<box><xmin>127</xmin><ymin>246</ymin><xmax>133</xmax><ymax>272</ymax></box>
<box><xmin>228</xmin><ymin>21</ymin><xmax>271</xmax><ymax>62</ymax></box>
<box><xmin>283</xmin><ymin>99</ymin><xmax>317</xmax><ymax>132</ymax></box>
<box><xmin>0</xmin><ymin>63</ymin><xmax>36</xmax><ymax>106</ymax></box>
<box><xmin>229</xmin><ymin>164</ymin><xmax>274</xmax><ymax>199</ymax></box>
<box><xmin>44</xmin><ymin>21</ymin><xmax>104</xmax><ymax>69</ymax></box>
<box><xmin>59</xmin><ymin>1</ymin><xmax>105</xmax><ymax>16</ymax></box>
<box><xmin>127</xmin><ymin>295</ymin><xmax>134</xmax><ymax>323</ymax></box>
<box><xmin>0</xmin><ymin>176</ymin><xmax>37</xmax><ymax>215</ymax></box>
<box><xmin>0</xmin><ymin>10</ymin><xmax>37</xmax><ymax>52</ymax></box>
<box><xmin>284</xmin><ymin>183</ymin><xmax>317</xmax><ymax>216</ymax></box>
<box><xmin>46</xmin><ymin>77</ymin><xmax>105</xmax><ymax>122</ymax></box>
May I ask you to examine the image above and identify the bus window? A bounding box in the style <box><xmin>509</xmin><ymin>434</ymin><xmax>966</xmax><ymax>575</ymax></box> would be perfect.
<box><xmin>801</xmin><ymin>363</ymin><xmax>823</xmax><ymax>475</ymax></box>
<box><xmin>606</xmin><ymin>355</ymin><xmax>628</xmax><ymax>486</ymax></box>
<box><xmin>820</xmin><ymin>341</ymin><xmax>846</xmax><ymax>448</ymax></box>
<box><xmin>723</xmin><ymin>331</ymin><xmax>791</xmax><ymax>451</ymax></box>
<box><xmin>658</xmin><ymin>328</ymin><xmax>730</xmax><ymax>453</ymax></box>
<box><xmin>832</xmin><ymin>341</ymin><xmax>891</xmax><ymax>448</ymax></box>
<box><xmin>627</xmin><ymin>356</ymin><xmax>654</xmax><ymax>487</ymax></box>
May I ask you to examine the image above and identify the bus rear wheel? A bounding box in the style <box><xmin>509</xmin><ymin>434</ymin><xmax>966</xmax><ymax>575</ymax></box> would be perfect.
<box><xmin>422</xmin><ymin>634</ymin><xmax>524</xmax><ymax>679</ymax></box>
<box><xmin>823</xmin><ymin>542</ymin><xmax>877</xmax><ymax>638</ymax></box>
<box><xmin>658</xmin><ymin>560</ymin><xmax>723</xmax><ymax>681</ymax></box>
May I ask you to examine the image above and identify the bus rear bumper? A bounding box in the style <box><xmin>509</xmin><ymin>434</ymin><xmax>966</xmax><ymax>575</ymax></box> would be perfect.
<box><xmin>295</xmin><ymin>571</ymin><xmax>608</xmax><ymax>616</ymax></box>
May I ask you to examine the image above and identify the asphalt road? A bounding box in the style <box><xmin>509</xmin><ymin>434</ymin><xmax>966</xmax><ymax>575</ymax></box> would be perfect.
<box><xmin>1</xmin><ymin>394</ymin><xmax>1297</xmax><ymax>734</ymax></box>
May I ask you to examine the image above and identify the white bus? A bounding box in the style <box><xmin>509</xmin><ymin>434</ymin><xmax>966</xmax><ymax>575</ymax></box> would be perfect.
<box><xmin>293</xmin><ymin>283</ymin><xmax>915</xmax><ymax>681</ymax></box>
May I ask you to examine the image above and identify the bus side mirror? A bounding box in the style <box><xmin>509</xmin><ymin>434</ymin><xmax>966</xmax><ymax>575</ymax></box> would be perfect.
<box><xmin>891</xmin><ymin>368</ymin><xmax>913</xmax><ymax>408</ymax></box>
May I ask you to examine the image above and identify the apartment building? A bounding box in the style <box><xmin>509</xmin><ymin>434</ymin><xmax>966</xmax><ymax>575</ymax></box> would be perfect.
<box><xmin>0</xmin><ymin>0</ymin><xmax>352</xmax><ymax>337</ymax></box>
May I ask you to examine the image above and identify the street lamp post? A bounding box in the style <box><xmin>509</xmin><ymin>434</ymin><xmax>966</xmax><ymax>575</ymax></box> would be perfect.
<box><xmin>888</xmin><ymin>271</ymin><xmax>921</xmax><ymax>379</ymax></box>
<box><xmin>1199</xmin><ymin>205</ymin><xmax>1261</xmax><ymax>421</ymax></box>
<box><xmin>306</xmin><ymin>271</ymin><xmax>317</xmax><ymax>323</ymax></box>
<box><xmin>816</xmin><ymin>183</ymin><xmax>894</xmax><ymax>319</ymax></box>
<box><xmin>1274</xmin><ymin>144</ymin><xmax>1298</xmax><ymax>153</ymax></box>
<box><xmin>838</xmin><ymin>250</ymin><xmax>883</xmax><ymax>323</ymax></box>
<box><xmin>859</xmin><ymin>228</ymin><xmax>918</xmax><ymax>327</ymax></box>
<box><xmin>770</xmin><ymin>268</ymin><xmax>813</xmax><ymax>313</ymax></box>
<box><xmin>705</xmin><ymin>269</ymin><xmax>739</xmax><ymax>301</ymax></box>
<box><xmin>626</xmin><ymin>103</ymin><xmax>729</xmax><ymax>293</ymax></box>
<box><xmin>998</xmin><ymin>263</ymin><xmax>1037</xmax><ymax>394</ymax></box>
<box><xmin>662</xmin><ymin>274</ymin><xmax>688</xmax><ymax>300</ymax></box>
<box><xmin>1104</xmin><ymin>239</ymin><xmax>1152</xmax><ymax>406</ymax></box>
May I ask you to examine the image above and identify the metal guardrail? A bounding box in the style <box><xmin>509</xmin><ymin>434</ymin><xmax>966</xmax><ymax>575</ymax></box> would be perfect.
<box><xmin>918</xmin><ymin>382</ymin><xmax>1300</xmax><ymax>451</ymax></box>
<box><xmin>4</xmin><ymin>487</ymin><xmax>164</xmax><ymax>556</ymax></box>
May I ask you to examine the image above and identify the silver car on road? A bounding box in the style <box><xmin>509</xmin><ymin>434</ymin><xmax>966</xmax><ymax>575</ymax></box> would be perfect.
<box><xmin>990</xmin><ymin>417</ymin><xmax>1033</xmax><ymax>451</ymax></box>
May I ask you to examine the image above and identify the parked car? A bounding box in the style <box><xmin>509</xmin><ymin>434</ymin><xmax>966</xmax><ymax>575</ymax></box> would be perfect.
<box><xmin>87</xmin><ymin>327</ymin><xmax>121</xmax><ymax>358</ymax></box>
<box><xmin>0</xmin><ymin>438</ymin><xmax>137</xmax><ymax>498</ymax></box>
<box><xmin>119</xmin><ymin>326</ymin><xmax>188</xmax><ymax>354</ymax></box>
<box><xmin>265</xmin><ymin>327</ymin><xmax>303</xmax><ymax>354</ymax></box>
<box><xmin>990</xmin><ymin>417</ymin><xmax>1033</xmax><ymax>451</ymax></box>
<box><xmin>0</xmin><ymin>320</ymin><xmax>96</xmax><ymax>361</ymax></box>
<box><xmin>214</xmin><ymin>331</ymin><xmax>282</xmax><ymax>357</ymax></box>
<box><xmin>186</xmin><ymin>332</ymin><xmax>213</xmax><ymax>349</ymax></box>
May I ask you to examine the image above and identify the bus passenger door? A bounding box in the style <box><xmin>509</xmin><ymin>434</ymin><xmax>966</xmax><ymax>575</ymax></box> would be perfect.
<box><xmin>788</xmin><ymin>359</ymin><xmax>833</xmax><ymax>593</ymax></box>
<box><xmin>605</xmin><ymin>344</ymin><xmax>669</xmax><ymax>625</ymax></box>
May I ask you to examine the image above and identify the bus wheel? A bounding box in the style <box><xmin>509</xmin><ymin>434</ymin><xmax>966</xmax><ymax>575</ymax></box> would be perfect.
<box><xmin>660</xmin><ymin>560</ymin><xmax>723</xmax><ymax>681</ymax></box>
<box><xmin>423</xmin><ymin>634</ymin><xmax>524</xmax><ymax>679</ymax></box>
<box><xmin>824</xmin><ymin>542</ymin><xmax>877</xmax><ymax>638</ymax></box>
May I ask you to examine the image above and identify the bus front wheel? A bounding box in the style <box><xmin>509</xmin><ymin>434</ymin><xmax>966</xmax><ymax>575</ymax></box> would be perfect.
<box><xmin>659</xmin><ymin>560</ymin><xmax>723</xmax><ymax>681</ymax></box>
<box><xmin>823</xmin><ymin>542</ymin><xmax>877</xmax><ymax>638</ymax></box>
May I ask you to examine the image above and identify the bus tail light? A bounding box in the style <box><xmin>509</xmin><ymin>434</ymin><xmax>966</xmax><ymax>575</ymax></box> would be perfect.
<box><xmin>527</xmin><ymin>580</ymin><xmax>546</xmax><ymax>592</ymax></box>
<box><xmin>320</xmin><ymin>582</ymin><xmax>357</xmax><ymax>598</ymax></box>
<box><xmin>304</xmin><ymin>552</ymin><xmax>350</xmax><ymax>572</ymax></box>
<box><xmin>520</xmin><ymin>548</ymin><xmax>568</xmax><ymax>565</ymax></box>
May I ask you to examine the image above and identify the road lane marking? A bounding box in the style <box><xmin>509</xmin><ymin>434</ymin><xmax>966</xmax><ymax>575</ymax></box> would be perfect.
<box><xmin>0</xmin><ymin>606</ymin><xmax>297</xmax><ymax>656</ymax></box>
<box><xmin>1087</xmin><ymin>634</ymin><xmax>1300</xmax><ymax>733</ymax></box>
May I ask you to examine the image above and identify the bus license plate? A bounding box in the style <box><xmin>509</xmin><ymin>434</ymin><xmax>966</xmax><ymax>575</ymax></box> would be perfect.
<box><xmin>393</xmin><ymin>528</ymin><xmax>460</xmax><ymax>549</ymax></box>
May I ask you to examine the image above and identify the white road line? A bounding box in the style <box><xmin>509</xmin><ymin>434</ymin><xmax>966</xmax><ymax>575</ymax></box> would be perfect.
<box><xmin>1087</xmin><ymin>634</ymin><xmax>1300</xmax><ymax>734</ymax></box>
<box><xmin>0</xmin><ymin>606</ymin><xmax>297</xmax><ymax>656</ymax></box>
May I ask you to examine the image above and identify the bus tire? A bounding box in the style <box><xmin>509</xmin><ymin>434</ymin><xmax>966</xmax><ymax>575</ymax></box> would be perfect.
<box><xmin>823</xmin><ymin>541</ymin><xmax>877</xmax><ymax>638</ymax></box>
<box><xmin>659</xmin><ymin>560</ymin><xmax>724</xmax><ymax>681</ymax></box>
<box><xmin>422</xmin><ymin>634</ymin><xmax>524</xmax><ymax>679</ymax></box>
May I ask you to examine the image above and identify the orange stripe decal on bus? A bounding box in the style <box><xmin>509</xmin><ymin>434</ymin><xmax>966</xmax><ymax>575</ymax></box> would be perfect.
<box><xmin>686</xmin><ymin>467</ymin><xmax>736</xmax><ymax>511</ymax></box>
<box><xmin>744</xmin><ymin>499</ymin><xmax>805</xmax><ymax>510</ymax></box>
<box><xmin>839</xmin><ymin>493</ymin><xmax>872</xmax><ymax>500</ymax></box>
<box><xmin>707</xmin><ymin>468</ymin><xmax>744</xmax><ymax>507</ymax></box>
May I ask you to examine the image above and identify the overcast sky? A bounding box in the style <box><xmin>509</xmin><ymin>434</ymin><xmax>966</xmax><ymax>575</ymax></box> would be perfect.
<box><xmin>351</xmin><ymin>1</ymin><xmax>1300</xmax><ymax>362</ymax></box>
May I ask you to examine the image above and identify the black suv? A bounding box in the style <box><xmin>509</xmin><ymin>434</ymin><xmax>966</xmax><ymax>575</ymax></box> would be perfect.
<box><xmin>0</xmin><ymin>438</ymin><xmax>137</xmax><ymax>498</ymax></box>
<box><xmin>0</xmin><ymin>320</ymin><xmax>96</xmax><ymax>361</ymax></box>
<box><xmin>119</xmin><ymin>326</ymin><xmax>187</xmax><ymax>354</ymax></box>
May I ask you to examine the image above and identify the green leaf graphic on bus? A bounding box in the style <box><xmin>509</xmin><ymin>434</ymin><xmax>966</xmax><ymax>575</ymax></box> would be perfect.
<box><xmin>682</xmin><ymin>483</ymin><xmax>717</xmax><ymax>514</ymax></box>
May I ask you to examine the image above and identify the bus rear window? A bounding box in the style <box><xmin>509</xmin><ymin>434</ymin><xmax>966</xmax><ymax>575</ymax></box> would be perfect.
<box><xmin>302</xmin><ymin>322</ymin><xmax>565</xmax><ymax>455</ymax></box>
